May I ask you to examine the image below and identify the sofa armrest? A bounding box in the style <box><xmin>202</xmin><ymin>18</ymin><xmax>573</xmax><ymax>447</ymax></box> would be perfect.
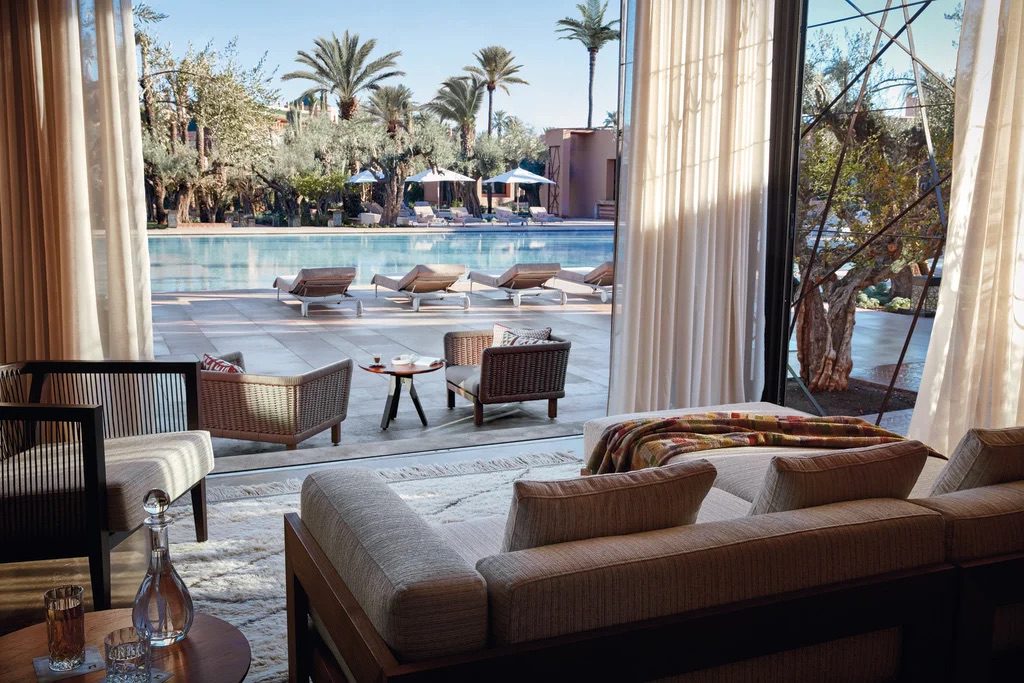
<box><xmin>478</xmin><ymin>339</ymin><xmax>570</xmax><ymax>403</ymax></box>
<box><xmin>911</xmin><ymin>481</ymin><xmax>1024</xmax><ymax>562</ymax></box>
<box><xmin>444</xmin><ymin>330</ymin><xmax>492</xmax><ymax>366</ymax></box>
<box><xmin>299</xmin><ymin>468</ymin><xmax>487</xmax><ymax>661</ymax></box>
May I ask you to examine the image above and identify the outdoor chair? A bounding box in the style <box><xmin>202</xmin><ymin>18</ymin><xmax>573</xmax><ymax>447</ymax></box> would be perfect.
<box><xmin>494</xmin><ymin>206</ymin><xmax>527</xmax><ymax>226</ymax></box>
<box><xmin>529</xmin><ymin>206</ymin><xmax>564</xmax><ymax>223</ymax></box>
<box><xmin>273</xmin><ymin>267</ymin><xmax>362</xmax><ymax>317</ymax></box>
<box><xmin>443</xmin><ymin>329</ymin><xmax>571</xmax><ymax>425</ymax></box>
<box><xmin>556</xmin><ymin>261</ymin><xmax>615</xmax><ymax>302</ymax></box>
<box><xmin>0</xmin><ymin>361</ymin><xmax>211</xmax><ymax>610</ymax></box>
<box><xmin>411</xmin><ymin>205</ymin><xmax>447</xmax><ymax>226</ymax></box>
<box><xmin>468</xmin><ymin>263</ymin><xmax>567</xmax><ymax>306</ymax></box>
<box><xmin>450</xmin><ymin>206</ymin><xmax>486</xmax><ymax>226</ymax></box>
<box><xmin>200</xmin><ymin>352</ymin><xmax>352</xmax><ymax>450</ymax></box>
<box><xmin>370</xmin><ymin>264</ymin><xmax>470</xmax><ymax>311</ymax></box>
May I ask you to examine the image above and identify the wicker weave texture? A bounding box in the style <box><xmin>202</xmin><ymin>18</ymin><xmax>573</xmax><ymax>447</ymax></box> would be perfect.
<box><xmin>444</xmin><ymin>331</ymin><xmax>492</xmax><ymax>366</ymax></box>
<box><xmin>479</xmin><ymin>340</ymin><xmax>570</xmax><ymax>403</ymax></box>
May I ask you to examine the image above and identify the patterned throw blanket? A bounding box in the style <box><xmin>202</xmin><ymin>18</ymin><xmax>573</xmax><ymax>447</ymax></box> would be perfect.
<box><xmin>586</xmin><ymin>413</ymin><xmax>922</xmax><ymax>475</ymax></box>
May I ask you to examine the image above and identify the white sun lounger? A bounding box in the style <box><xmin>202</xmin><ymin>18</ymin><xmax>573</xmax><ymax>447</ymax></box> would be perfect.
<box><xmin>450</xmin><ymin>207</ymin><xmax>486</xmax><ymax>226</ymax></box>
<box><xmin>273</xmin><ymin>267</ymin><xmax>362</xmax><ymax>317</ymax></box>
<box><xmin>494</xmin><ymin>206</ymin><xmax>527</xmax><ymax>226</ymax></box>
<box><xmin>370</xmin><ymin>264</ymin><xmax>470</xmax><ymax>311</ymax></box>
<box><xmin>468</xmin><ymin>263</ymin><xmax>566</xmax><ymax>306</ymax></box>
<box><xmin>529</xmin><ymin>206</ymin><xmax>564</xmax><ymax>223</ymax></box>
<box><xmin>556</xmin><ymin>261</ymin><xmax>614</xmax><ymax>302</ymax></box>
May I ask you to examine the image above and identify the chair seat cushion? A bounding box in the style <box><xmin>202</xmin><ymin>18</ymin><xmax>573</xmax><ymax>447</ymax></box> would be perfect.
<box><xmin>446</xmin><ymin>365</ymin><xmax>481</xmax><ymax>397</ymax></box>
<box><xmin>15</xmin><ymin>431</ymin><xmax>213</xmax><ymax>531</ymax></box>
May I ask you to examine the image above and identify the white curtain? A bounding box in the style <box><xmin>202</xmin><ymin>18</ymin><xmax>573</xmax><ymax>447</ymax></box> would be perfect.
<box><xmin>0</xmin><ymin>0</ymin><xmax>153</xmax><ymax>362</ymax></box>
<box><xmin>608</xmin><ymin>0</ymin><xmax>773</xmax><ymax>415</ymax></box>
<box><xmin>909</xmin><ymin>0</ymin><xmax>1024</xmax><ymax>453</ymax></box>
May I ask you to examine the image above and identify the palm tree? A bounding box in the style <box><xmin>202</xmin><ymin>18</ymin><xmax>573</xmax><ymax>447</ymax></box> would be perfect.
<box><xmin>556</xmin><ymin>0</ymin><xmax>620</xmax><ymax>128</ymax></box>
<box><xmin>464</xmin><ymin>46</ymin><xmax>527</xmax><ymax>137</ymax></box>
<box><xmin>602</xmin><ymin>110</ymin><xmax>617</xmax><ymax>128</ymax></box>
<box><xmin>366</xmin><ymin>85</ymin><xmax>416</xmax><ymax>135</ymax></box>
<box><xmin>492</xmin><ymin>109</ymin><xmax>512</xmax><ymax>138</ymax></box>
<box><xmin>282</xmin><ymin>32</ymin><xmax>404</xmax><ymax>120</ymax></box>
<box><xmin>423</xmin><ymin>76</ymin><xmax>485</xmax><ymax>156</ymax></box>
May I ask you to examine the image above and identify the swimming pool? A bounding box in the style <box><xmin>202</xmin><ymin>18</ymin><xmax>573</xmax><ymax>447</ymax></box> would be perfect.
<box><xmin>148</xmin><ymin>229</ymin><xmax>616</xmax><ymax>292</ymax></box>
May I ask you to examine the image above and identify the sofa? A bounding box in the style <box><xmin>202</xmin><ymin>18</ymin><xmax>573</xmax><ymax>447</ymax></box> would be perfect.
<box><xmin>284</xmin><ymin>402</ymin><xmax>1024</xmax><ymax>682</ymax></box>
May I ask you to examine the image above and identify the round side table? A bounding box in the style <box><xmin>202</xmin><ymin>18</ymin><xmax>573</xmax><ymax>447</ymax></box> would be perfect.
<box><xmin>0</xmin><ymin>609</ymin><xmax>251</xmax><ymax>683</ymax></box>
<box><xmin>359</xmin><ymin>359</ymin><xmax>445</xmax><ymax>430</ymax></box>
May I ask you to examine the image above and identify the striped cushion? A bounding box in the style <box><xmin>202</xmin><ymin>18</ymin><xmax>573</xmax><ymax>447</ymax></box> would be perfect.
<box><xmin>749</xmin><ymin>441</ymin><xmax>929</xmax><ymax>515</ymax></box>
<box><xmin>492</xmin><ymin>323</ymin><xmax>550</xmax><ymax>347</ymax></box>
<box><xmin>501</xmin><ymin>459</ymin><xmax>716</xmax><ymax>552</ymax></box>
<box><xmin>502</xmin><ymin>332</ymin><xmax>556</xmax><ymax>347</ymax></box>
<box><xmin>201</xmin><ymin>353</ymin><xmax>244</xmax><ymax>374</ymax></box>
<box><xmin>931</xmin><ymin>426</ymin><xmax>1024</xmax><ymax>494</ymax></box>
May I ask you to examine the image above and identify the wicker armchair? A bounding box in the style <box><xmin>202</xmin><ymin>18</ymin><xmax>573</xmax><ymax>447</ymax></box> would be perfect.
<box><xmin>200</xmin><ymin>352</ymin><xmax>352</xmax><ymax>449</ymax></box>
<box><xmin>443</xmin><ymin>330</ymin><xmax>571</xmax><ymax>426</ymax></box>
<box><xmin>0</xmin><ymin>360</ymin><xmax>210</xmax><ymax>610</ymax></box>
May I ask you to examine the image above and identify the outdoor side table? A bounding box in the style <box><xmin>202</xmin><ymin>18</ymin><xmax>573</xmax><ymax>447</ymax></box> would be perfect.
<box><xmin>359</xmin><ymin>360</ymin><xmax>445</xmax><ymax>430</ymax></box>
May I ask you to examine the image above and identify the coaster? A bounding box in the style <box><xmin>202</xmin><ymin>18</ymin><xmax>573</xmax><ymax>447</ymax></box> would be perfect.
<box><xmin>32</xmin><ymin>648</ymin><xmax>172</xmax><ymax>682</ymax></box>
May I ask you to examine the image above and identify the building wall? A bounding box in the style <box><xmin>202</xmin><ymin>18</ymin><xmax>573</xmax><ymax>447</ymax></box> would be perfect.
<box><xmin>542</xmin><ymin>128</ymin><xmax>617</xmax><ymax>218</ymax></box>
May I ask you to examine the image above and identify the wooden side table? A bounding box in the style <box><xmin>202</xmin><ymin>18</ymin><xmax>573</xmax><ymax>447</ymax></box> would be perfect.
<box><xmin>359</xmin><ymin>360</ymin><xmax>445</xmax><ymax>430</ymax></box>
<box><xmin>0</xmin><ymin>609</ymin><xmax>251</xmax><ymax>683</ymax></box>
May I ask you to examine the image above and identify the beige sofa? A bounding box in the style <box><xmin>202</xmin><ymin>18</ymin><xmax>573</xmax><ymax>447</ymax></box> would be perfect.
<box><xmin>285</xmin><ymin>403</ymin><xmax>1024</xmax><ymax>682</ymax></box>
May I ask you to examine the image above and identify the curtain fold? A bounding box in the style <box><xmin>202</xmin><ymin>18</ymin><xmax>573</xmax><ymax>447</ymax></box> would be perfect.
<box><xmin>608</xmin><ymin>0</ymin><xmax>773</xmax><ymax>415</ymax></box>
<box><xmin>0</xmin><ymin>0</ymin><xmax>152</xmax><ymax>362</ymax></box>
<box><xmin>908</xmin><ymin>0</ymin><xmax>1024</xmax><ymax>453</ymax></box>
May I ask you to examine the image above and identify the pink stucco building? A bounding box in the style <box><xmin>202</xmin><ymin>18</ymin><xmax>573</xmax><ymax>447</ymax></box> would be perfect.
<box><xmin>541</xmin><ymin>127</ymin><xmax>618</xmax><ymax>219</ymax></box>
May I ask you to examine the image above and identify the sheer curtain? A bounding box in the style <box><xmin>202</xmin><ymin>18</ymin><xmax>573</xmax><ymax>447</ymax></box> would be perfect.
<box><xmin>0</xmin><ymin>0</ymin><xmax>152</xmax><ymax>362</ymax></box>
<box><xmin>908</xmin><ymin>0</ymin><xmax>1024</xmax><ymax>453</ymax></box>
<box><xmin>608</xmin><ymin>0</ymin><xmax>773</xmax><ymax>415</ymax></box>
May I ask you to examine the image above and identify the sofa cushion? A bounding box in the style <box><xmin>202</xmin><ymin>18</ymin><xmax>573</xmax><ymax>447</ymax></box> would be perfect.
<box><xmin>445</xmin><ymin>365</ymin><xmax>480</xmax><ymax>397</ymax></box>
<box><xmin>501</xmin><ymin>459</ymin><xmax>717</xmax><ymax>552</ymax></box>
<box><xmin>435</xmin><ymin>515</ymin><xmax>506</xmax><ymax>565</ymax></box>
<box><xmin>477</xmin><ymin>499</ymin><xmax>944</xmax><ymax>645</ymax></box>
<box><xmin>749</xmin><ymin>441</ymin><xmax>929</xmax><ymax>515</ymax></box>
<box><xmin>931</xmin><ymin>426</ymin><xmax>1024</xmax><ymax>495</ymax></box>
<box><xmin>911</xmin><ymin>481</ymin><xmax>1024</xmax><ymax>562</ymax></box>
<box><xmin>300</xmin><ymin>469</ymin><xmax>487</xmax><ymax>661</ymax></box>
<box><xmin>697</xmin><ymin>487</ymin><xmax>751</xmax><ymax>522</ymax></box>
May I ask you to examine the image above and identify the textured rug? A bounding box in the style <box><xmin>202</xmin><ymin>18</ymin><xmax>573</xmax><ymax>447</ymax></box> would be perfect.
<box><xmin>164</xmin><ymin>452</ymin><xmax>582</xmax><ymax>682</ymax></box>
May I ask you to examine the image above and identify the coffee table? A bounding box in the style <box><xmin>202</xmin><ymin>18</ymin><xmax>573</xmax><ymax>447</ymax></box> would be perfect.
<box><xmin>0</xmin><ymin>609</ymin><xmax>251</xmax><ymax>683</ymax></box>
<box><xmin>359</xmin><ymin>359</ymin><xmax>445</xmax><ymax>430</ymax></box>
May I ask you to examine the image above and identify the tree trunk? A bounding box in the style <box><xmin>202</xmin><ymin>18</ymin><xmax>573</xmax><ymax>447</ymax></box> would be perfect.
<box><xmin>139</xmin><ymin>42</ymin><xmax>156</xmax><ymax>135</ymax></box>
<box><xmin>796</xmin><ymin>283</ymin><xmax>858</xmax><ymax>392</ymax></box>
<box><xmin>382</xmin><ymin>173</ymin><xmax>403</xmax><ymax>225</ymax></box>
<box><xmin>176</xmin><ymin>184</ymin><xmax>194</xmax><ymax>224</ymax></box>
<box><xmin>891</xmin><ymin>267</ymin><xmax>915</xmax><ymax>299</ymax></box>
<box><xmin>587</xmin><ymin>49</ymin><xmax>597</xmax><ymax>129</ymax></box>
<box><xmin>340</xmin><ymin>98</ymin><xmax>357</xmax><ymax>120</ymax></box>
<box><xmin>486</xmin><ymin>86</ymin><xmax>494</xmax><ymax>212</ymax></box>
<box><xmin>153</xmin><ymin>180</ymin><xmax>167</xmax><ymax>224</ymax></box>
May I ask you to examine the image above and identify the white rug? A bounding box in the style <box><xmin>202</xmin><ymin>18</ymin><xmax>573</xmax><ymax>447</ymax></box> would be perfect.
<box><xmin>165</xmin><ymin>452</ymin><xmax>582</xmax><ymax>682</ymax></box>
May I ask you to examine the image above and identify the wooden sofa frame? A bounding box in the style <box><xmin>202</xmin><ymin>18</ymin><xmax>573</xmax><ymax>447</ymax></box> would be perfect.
<box><xmin>952</xmin><ymin>552</ymin><xmax>1024</xmax><ymax>681</ymax></box>
<box><xmin>284</xmin><ymin>512</ymin><xmax>958</xmax><ymax>683</ymax></box>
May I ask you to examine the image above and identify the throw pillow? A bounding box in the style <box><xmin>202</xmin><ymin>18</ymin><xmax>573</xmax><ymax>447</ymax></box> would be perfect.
<box><xmin>502</xmin><ymin>331</ymin><xmax>557</xmax><ymax>347</ymax></box>
<box><xmin>501</xmin><ymin>459</ymin><xmax>717</xmax><ymax>552</ymax></box>
<box><xmin>748</xmin><ymin>440</ymin><xmax>929</xmax><ymax>515</ymax></box>
<box><xmin>930</xmin><ymin>426</ymin><xmax>1024</xmax><ymax>495</ymax></box>
<box><xmin>200</xmin><ymin>353</ymin><xmax>245</xmax><ymax>374</ymax></box>
<box><xmin>492</xmin><ymin>323</ymin><xmax>551</xmax><ymax>347</ymax></box>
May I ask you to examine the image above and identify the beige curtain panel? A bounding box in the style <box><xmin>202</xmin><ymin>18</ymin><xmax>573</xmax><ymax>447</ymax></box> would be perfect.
<box><xmin>609</xmin><ymin>0</ymin><xmax>773</xmax><ymax>415</ymax></box>
<box><xmin>909</xmin><ymin>0</ymin><xmax>1024</xmax><ymax>453</ymax></box>
<box><xmin>0</xmin><ymin>0</ymin><xmax>153</xmax><ymax>362</ymax></box>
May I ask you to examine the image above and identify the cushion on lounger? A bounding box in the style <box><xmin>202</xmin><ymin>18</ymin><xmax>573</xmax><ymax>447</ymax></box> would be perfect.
<box><xmin>501</xmin><ymin>459</ymin><xmax>717</xmax><ymax>552</ymax></box>
<box><xmin>930</xmin><ymin>426</ymin><xmax>1024</xmax><ymax>494</ymax></box>
<box><xmin>749</xmin><ymin>441</ymin><xmax>929</xmax><ymax>515</ymax></box>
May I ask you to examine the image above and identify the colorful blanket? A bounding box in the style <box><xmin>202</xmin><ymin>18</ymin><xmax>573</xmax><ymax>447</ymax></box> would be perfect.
<box><xmin>586</xmin><ymin>413</ymin><xmax>929</xmax><ymax>475</ymax></box>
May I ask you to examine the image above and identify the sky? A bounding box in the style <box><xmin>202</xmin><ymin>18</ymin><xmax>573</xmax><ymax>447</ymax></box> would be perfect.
<box><xmin>141</xmin><ymin>0</ymin><xmax>961</xmax><ymax>131</ymax></box>
<box><xmin>143</xmin><ymin>0</ymin><xmax>623</xmax><ymax>131</ymax></box>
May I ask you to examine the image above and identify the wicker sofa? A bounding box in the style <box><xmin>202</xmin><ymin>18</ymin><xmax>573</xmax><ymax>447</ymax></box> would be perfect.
<box><xmin>285</xmin><ymin>402</ymin><xmax>1024</xmax><ymax>682</ymax></box>
<box><xmin>443</xmin><ymin>329</ymin><xmax>570</xmax><ymax>425</ymax></box>
<box><xmin>200</xmin><ymin>352</ymin><xmax>352</xmax><ymax>449</ymax></box>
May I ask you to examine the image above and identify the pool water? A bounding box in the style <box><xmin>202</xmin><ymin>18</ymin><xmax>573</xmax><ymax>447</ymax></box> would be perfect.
<box><xmin>148</xmin><ymin>229</ymin><xmax>615</xmax><ymax>292</ymax></box>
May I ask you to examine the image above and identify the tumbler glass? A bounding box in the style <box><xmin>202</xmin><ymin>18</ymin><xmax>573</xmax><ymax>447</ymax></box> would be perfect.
<box><xmin>104</xmin><ymin>627</ymin><xmax>151</xmax><ymax>682</ymax></box>
<box><xmin>44</xmin><ymin>585</ymin><xmax>85</xmax><ymax>672</ymax></box>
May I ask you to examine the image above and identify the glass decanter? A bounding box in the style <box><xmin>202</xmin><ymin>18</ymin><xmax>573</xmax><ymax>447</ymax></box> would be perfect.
<box><xmin>132</xmin><ymin>489</ymin><xmax>194</xmax><ymax>647</ymax></box>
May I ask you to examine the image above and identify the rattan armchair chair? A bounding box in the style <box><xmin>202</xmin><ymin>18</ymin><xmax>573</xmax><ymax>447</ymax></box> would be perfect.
<box><xmin>443</xmin><ymin>330</ymin><xmax>571</xmax><ymax>426</ymax></box>
<box><xmin>200</xmin><ymin>352</ymin><xmax>352</xmax><ymax>449</ymax></box>
<box><xmin>0</xmin><ymin>361</ymin><xmax>211</xmax><ymax>610</ymax></box>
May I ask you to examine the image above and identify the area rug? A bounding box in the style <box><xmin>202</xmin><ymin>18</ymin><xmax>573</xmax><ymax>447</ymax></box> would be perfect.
<box><xmin>164</xmin><ymin>452</ymin><xmax>583</xmax><ymax>682</ymax></box>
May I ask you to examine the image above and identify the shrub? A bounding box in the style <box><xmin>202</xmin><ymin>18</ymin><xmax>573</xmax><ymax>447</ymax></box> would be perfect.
<box><xmin>862</xmin><ymin>281</ymin><xmax>893</xmax><ymax>305</ymax></box>
<box><xmin>885</xmin><ymin>297</ymin><xmax>912</xmax><ymax>313</ymax></box>
<box><xmin>856</xmin><ymin>292</ymin><xmax>882</xmax><ymax>310</ymax></box>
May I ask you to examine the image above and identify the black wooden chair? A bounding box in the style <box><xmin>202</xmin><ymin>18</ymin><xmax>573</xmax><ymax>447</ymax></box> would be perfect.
<box><xmin>0</xmin><ymin>361</ymin><xmax>211</xmax><ymax>610</ymax></box>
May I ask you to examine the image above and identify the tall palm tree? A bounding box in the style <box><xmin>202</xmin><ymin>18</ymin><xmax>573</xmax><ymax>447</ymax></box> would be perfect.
<box><xmin>282</xmin><ymin>32</ymin><xmax>404</xmax><ymax>120</ymax></box>
<box><xmin>464</xmin><ymin>46</ymin><xmax>527</xmax><ymax>137</ymax></box>
<box><xmin>556</xmin><ymin>0</ymin><xmax>620</xmax><ymax>128</ymax></box>
<box><xmin>366</xmin><ymin>85</ymin><xmax>416</xmax><ymax>135</ymax></box>
<box><xmin>492</xmin><ymin>109</ymin><xmax>511</xmax><ymax>138</ymax></box>
<box><xmin>602</xmin><ymin>110</ymin><xmax>617</xmax><ymax>128</ymax></box>
<box><xmin>423</xmin><ymin>76</ymin><xmax>485</xmax><ymax>156</ymax></box>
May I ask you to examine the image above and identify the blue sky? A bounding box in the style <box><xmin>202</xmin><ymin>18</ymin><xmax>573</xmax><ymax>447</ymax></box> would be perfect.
<box><xmin>141</xmin><ymin>0</ymin><xmax>960</xmax><ymax>130</ymax></box>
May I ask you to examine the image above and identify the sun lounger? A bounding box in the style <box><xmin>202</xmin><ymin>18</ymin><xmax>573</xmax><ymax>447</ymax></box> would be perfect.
<box><xmin>529</xmin><ymin>206</ymin><xmax>564</xmax><ymax>223</ymax></box>
<box><xmin>450</xmin><ymin>206</ymin><xmax>486</xmax><ymax>226</ymax></box>
<box><xmin>412</xmin><ymin>204</ymin><xmax>448</xmax><ymax>227</ymax></box>
<box><xmin>556</xmin><ymin>261</ymin><xmax>614</xmax><ymax>302</ymax></box>
<box><xmin>370</xmin><ymin>264</ymin><xmax>470</xmax><ymax>311</ymax></box>
<box><xmin>468</xmin><ymin>263</ymin><xmax>566</xmax><ymax>306</ymax></box>
<box><xmin>273</xmin><ymin>267</ymin><xmax>362</xmax><ymax>317</ymax></box>
<box><xmin>494</xmin><ymin>206</ymin><xmax>527</xmax><ymax>226</ymax></box>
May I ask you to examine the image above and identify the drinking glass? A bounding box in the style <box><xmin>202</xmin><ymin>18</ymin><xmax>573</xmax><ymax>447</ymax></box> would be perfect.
<box><xmin>44</xmin><ymin>585</ymin><xmax>85</xmax><ymax>672</ymax></box>
<box><xmin>104</xmin><ymin>627</ymin><xmax>151</xmax><ymax>682</ymax></box>
<box><xmin>372</xmin><ymin>352</ymin><xmax>382</xmax><ymax>366</ymax></box>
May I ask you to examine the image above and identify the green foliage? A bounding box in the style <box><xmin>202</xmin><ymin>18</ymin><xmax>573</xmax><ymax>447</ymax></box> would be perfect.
<box><xmin>856</xmin><ymin>292</ymin><xmax>882</xmax><ymax>310</ymax></box>
<box><xmin>142</xmin><ymin>131</ymin><xmax>198</xmax><ymax>190</ymax></box>
<box><xmin>292</xmin><ymin>171</ymin><xmax>347</xmax><ymax>202</ymax></box>
<box><xmin>556</xmin><ymin>0</ymin><xmax>621</xmax><ymax>52</ymax></box>
<box><xmin>862</xmin><ymin>281</ymin><xmax>892</xmax><ymax>305</ymax></box>
<box><xmin>884</xmin><ymin>297</ymin><xmax>913</xmax><ymax>313</ymax></box>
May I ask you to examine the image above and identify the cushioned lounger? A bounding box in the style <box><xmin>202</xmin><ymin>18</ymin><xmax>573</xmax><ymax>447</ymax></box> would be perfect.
<box><xmin>370</xmin><ymin>264</ymin><xmax>469</xmax><ymax>311</ymax></box>
<box><xmin>468</xmin><ymin>263</ymin><xmax>566</xmax><ymax>306</ymax></box>
<box><xmin>556</xmin><ymin>262</ymin><xmax>614</xmax><ymax>302</ymax></box>
<box><xmin>273</xmin><ymin>267</ymin><xmax>361</xmax><ymax>317</ymax></box>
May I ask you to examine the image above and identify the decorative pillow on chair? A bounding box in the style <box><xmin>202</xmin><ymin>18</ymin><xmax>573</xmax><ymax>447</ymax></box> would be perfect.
<box><xmin>492</xmin><ymin>323</ymin><xmax>551</xmax><ymax>347</ymax></box>
<box><xmin>930</xmin><ymin>427</ymin><xmax>1024</xmax><ymax>495</ymax></box>
<box><xmin>749</xmin><ymin>440</ymin><xmax>929</xmax><ymax>515</ymax></box>
<box><xmin>502</xmin><ymin>332</ymin><xmax>557</xmax><ymax>347</ymax></box>
<box><xmin>501</xmin><ymin>459</ymin><xmax>717</xmax><ymax>552</ymax></box>
<box><xmin>200</xmin><ymin>353</ymin><xmax>245</xmax><ymax>374</ymax></box>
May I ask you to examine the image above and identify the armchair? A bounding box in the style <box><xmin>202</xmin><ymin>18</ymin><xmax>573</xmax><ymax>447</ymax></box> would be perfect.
<box><xmin>200</xmin><ymin>352</ymin><xmax>353</xmax><ymax>449</ymax></box>
<box><xmin>443</xmin><ymin>330</ymin><xmax>571</xmax><ymax>426</ymax></box>
<box><xmin>0</xmin><ymin>361</ymin><xmax>211</xmax><ymax>610</ymax></box>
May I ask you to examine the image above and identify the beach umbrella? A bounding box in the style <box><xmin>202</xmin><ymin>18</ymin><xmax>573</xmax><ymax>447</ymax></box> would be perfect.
<box><xmin>347</xmin><ymin>170</ymin><xmax>383</xmax><ymax>183</ymax></box>
<box><xmin>482</xmin><ymin>167</ymin><xmax>555</xmax><ymax>185</ymax></box>
<box><xmin>404</xmin><ymin>167</ymin><xmax>475</xmax><ymax>183</ymax></box>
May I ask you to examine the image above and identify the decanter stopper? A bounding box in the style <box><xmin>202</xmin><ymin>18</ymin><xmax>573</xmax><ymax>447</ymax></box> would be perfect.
<box><xmin>132</xmin><ymin>488</ymin><xmax>194</xmax><ymax>647</ymax></box>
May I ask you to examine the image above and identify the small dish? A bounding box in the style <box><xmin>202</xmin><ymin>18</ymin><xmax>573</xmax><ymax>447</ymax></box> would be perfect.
<box><xmin>391</xmin><ymin>355</ymin><xmax>416</xmax><ymax>366</ymax></box>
